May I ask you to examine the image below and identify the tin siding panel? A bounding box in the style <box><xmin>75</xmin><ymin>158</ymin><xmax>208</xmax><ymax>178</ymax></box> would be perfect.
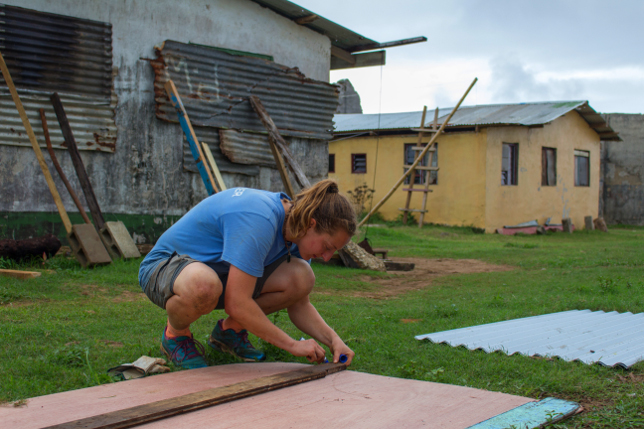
<box><xmin>152</xmin><ymin>40</ymin><xmax>338</xmax><ymax>140</ymax></box>
<box><xmin>0</xmin><ymin>4</ymin><xmax>116</xmax><ymax>152</ymax></box>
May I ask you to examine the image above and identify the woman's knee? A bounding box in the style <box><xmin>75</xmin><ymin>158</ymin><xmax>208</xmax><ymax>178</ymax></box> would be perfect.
<box><xmin>287</xmin><ymin>260</ymin><xmax>316</xmax><ymax>298</ymax></box>
<box><xmin>174</xmin><ymin>263</ymin><xmax>222</xmax><ymax>313</ymax></box>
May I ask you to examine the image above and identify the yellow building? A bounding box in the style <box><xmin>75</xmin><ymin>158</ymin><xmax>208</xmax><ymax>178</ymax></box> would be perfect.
<box><xmin>329</xmin><ymin>101</ymin><xmax>620</xmax><ymax>233</ymax></box>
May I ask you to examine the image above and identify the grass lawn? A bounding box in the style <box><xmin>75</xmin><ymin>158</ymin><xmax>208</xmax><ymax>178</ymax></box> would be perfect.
<box><xmin>2</xmin><ymin>224</ymin><xmax>644</xmax><ymax>428</ymax></box>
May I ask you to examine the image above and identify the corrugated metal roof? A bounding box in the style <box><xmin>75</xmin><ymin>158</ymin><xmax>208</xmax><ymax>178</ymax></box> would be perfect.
<box><xmin>248</xmin><ymin>0</ymin><xmax>377</xmax><ymax>52</ymax></box>
<box><xmin>415</xmin><ymin>309</ymin><xmax>644</xmax><ymax>368</ymax></box>
<box><xmin>152</xmin><ymin>40</ymin><xmax>339</xmax><ymax>140</ymax></box>
<box><xmin>333</xmin><ymin>101</ymin><xmax>621</xmax><ymax>141</ymax></box>
<box><xmin>0</xmin><ymin>4</ymin><xmax>116</xmax><ymax>152</ymax></box>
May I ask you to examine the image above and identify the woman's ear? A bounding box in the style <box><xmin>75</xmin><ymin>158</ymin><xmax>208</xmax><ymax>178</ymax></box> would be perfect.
<box><xmin>308</xmin><ymin>219</ymin><xmax>317</xmax><ymax>230</ymax></box>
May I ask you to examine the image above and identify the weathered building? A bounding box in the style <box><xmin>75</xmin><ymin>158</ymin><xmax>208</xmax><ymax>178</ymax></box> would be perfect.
<box><xmin>601</xmin><ymin>114</ymin><xmax>644</xmax><ymax>225</ymax></box>
<box><xmin>0</xmin><ymin>0</ymin><xmax>423</xmax><ymax>242</ymax></box>
<box><xmin>330</xmin><ymin>101</ymin><xmax>620</xmax><ymax>233</ymax></box>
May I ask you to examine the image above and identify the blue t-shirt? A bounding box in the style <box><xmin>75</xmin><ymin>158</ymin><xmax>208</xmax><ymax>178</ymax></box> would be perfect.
<box><xmin>138</xmin><ymin>188</ymin><xmax>302</xmax><ymax>289</ymax></box>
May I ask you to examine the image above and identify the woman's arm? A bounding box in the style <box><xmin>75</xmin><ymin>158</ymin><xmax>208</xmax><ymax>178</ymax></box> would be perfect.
<box><xmin>287</xmin><ymin>296</ymin><xmax>355</xmax><ymax>365</ymax></box>
<box><xmin>225</xmin><ymin>265</ymin><xmax>326</xmax><ymax>363</ymax></box>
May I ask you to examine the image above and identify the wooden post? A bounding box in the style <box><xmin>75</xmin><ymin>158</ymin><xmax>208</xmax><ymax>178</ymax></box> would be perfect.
<box><xmin>201</xmin><ymin>142</ymin><xmax>227</xmax><ymax>191</ymax></box>
<box><xmin>562</xmin><ymin>218</ymin><xmax>573</xmax><ymax>233</ymax></box>
<box><xmin>249</xmin><ymin>95</ymin><xmax>311</xmax><ymax>189</ymax></box>
<box><xmin>584</xmin><ymin>216</ymin><xmax>594</xmax><ymax>230</ymax></box>
<box><xmin>0</xmin><ymin>52</ymin><xmax>73</xmax><ymax>234</ymax></box>
<box><xmin>418</xmin><ymin>108</ymin><xmax>440</xmax><ymax>228</ymax></box>
<box><xmin>39</xmin><ymin>109</ymin><xmax>92</xmax><ymax>225</ymax></box>
<box><xmin>164</xmin><ymin>80</ymin><xmax>218</xmax><ymax>195</ymax></box>
<box><xmin>358</xmin><ymin>77</ymin><xmax>478</xmax><ymax>228</ymax></box>
<box><xmin>50</xmin><ymin>92</ymin><xmax>106</xmax><ymax>231</ymax></box>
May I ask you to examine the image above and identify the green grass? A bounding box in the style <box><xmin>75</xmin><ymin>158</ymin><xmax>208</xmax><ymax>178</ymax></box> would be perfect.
<box><xmin>2</xmin><ymin>225</ymin><xmax>644</xmax><ymax>427</ymax></box>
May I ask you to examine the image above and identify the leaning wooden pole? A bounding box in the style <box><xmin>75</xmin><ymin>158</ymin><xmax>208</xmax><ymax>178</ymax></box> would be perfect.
<box><xmin>39</xmin><ymin>109</ymin><xmax>92</xmax><ymax>225</ymax></box>
<box><xmin>357</xmin><ymin>77</ymin><xmax>477</xmax><ymax>228</ymax></box>
<box><xmin>0</xmin><ymin>52</ymin><xmax>73</xmax><ymax>233</ymax></box>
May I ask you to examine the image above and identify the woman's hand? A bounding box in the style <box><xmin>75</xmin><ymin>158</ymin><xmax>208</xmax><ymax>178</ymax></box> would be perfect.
<box><xmin>289</xmin><ymin>338</ymin><xmax>327</xmax><ymax>363</ymax></box>
<box><xmin>330</xmin><ymin>338</ymin><xmax>355</xmax><ymax>365</ymax></box>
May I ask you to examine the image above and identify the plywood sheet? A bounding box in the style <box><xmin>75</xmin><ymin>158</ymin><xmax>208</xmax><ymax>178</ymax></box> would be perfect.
<box><xmin>1</xmin><ymin>363</ymin><xmax>533</xmax><ymax>429</ymax></box>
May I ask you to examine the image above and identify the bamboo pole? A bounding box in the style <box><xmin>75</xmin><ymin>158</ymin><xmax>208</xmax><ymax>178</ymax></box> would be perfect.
<box><xmin>0</xmin><ymin>51</ymin><xmax>73</xmax><ymax>233</ymax></box>
<box><xmin>357</xmin><ymin>77</ymin><xmax>477</xmax><ymax>228</ymax></box>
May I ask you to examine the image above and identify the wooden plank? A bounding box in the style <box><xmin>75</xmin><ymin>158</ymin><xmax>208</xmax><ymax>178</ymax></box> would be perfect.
<box><xmin>401</xmin><ymin>189</ymin><xmax>432</xmax><ymax>193</ymax></box>
<box><xmin>201</xmin><ymin>142</ymin><xmax>227</xmax><ymax>191</ymax></box>
<box><xmin>39</xmin><ymin>109</ymin><xmax>92</xmax><ymax>225</ymax></box>
<box><xmin>0</xmin><ymin>269</ymin><xmax>41</xmax><ymax>280</ymax></box>
<box><xmin>418</xmin><ymin>107</ymin><xmax>440</xmax><ymax>228</ymax></box>
<box><xmin>410</xmin><ymin>146</ymin><xmax>436</xmax><ymax>151</ymax></box>
<box><xmin>330</xmin><ymin>46</ymin><xmax>356</xmax><ymax>66</ymax></box>
<box><xmin>249</xmin><ymin>95</ymin><xmax>311</xmax><ymax>189</ymax></box>
<box><xmin>164</xmin><ymin>80</ymin><xmax>217</xmax><ymax>195</ymax></box>
<box><xmin>403</xmin><ymin>165</ymin><xmax>439</xmax><ymax>171</ymax></box>
<box><xmin>50</xmin><ymin>92</ymin><xmax>106</xmax><ymax>231</ymax></box>
<box><xmin>2</xmin><ymin>362</ymin><xmax>547</xmax><ymax>429</ymax></box>
<box><xmin>358</xmin><ymin>77</ymin><xmax>478</xmax><ymax>228</ymax></box>
<box><xmin>44</xmin><ymin>363</ymin><xmax>346</xmax><ymax>429</ymax></box>
<box><xmin>330</xmin><ymin>50</ymin><xmax>386</xmax><ymax>70</ymax></box>
<box><xmin>398</xmin><ymin>208</ymin><xmax>428</xmax><ymax>212</ymax></box>
<box><xmin>0</xmin><ymin>52</ymin><xmax>73</xmax><ymax>234</ymax></box>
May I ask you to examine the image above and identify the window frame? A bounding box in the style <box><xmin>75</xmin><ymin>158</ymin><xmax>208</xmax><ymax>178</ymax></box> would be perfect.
<box><xmin>403</xmin><ymin>142</ymin><xmax>438</xmax><ymax>185</ymax></box>
<box><xmin>574</xmin><ymin>149</ymin><xmax>590</xmax><ymax>187</ymax></box>
<box><xmin>351</xmin><ymin>153</ymin><xmax>367</xmax><ymax>174</ymax></box>
<box><xmin>328</xmin><ymin>153</ymin><xmax>335</xmax><ymax>173</ymax></box>
<box><xmin>541</xmin><ymin>147</ymin><xmax>557</xmax><ymax>186</ymax></box>
<box><xmin>501</xmin><ymin>143</ymin><xmax>519</xmax><ymax>186</ymax></box>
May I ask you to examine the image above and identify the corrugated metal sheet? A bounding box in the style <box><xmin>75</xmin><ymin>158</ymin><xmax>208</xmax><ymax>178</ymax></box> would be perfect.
<box><xmin>219</xmin><ymin>130</ymin><xmax>276</xmax><ymax>167</ymax></box>
<box><xmin>0</xmin><ymin>4</ymin><xmax>116</xmax><ymax>152</ymax></box>
<box><xmin>152</xmin><ymin>40</ymin><xmax>339</xmax><ymax>140</ymax></box>
<box><xmin>415</xmin><ymin>309</ymin><xmax>644</xmax><ymax>368</ymax></box>
<box><xmin>248</xmin><ymin>0</ymin><xmax>377</xmax><ymax>52</ymax></box>
<box><xmin>183</xmin><ymin>126</ymin><xmax>259</xmax><ymax>176</ymax></box>
<box><xmin>334</xmin><ymin>101</ymin><xmax>621</xmax><ymax>141</ymax></box>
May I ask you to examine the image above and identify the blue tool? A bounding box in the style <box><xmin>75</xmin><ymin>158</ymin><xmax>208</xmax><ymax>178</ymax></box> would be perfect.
<box><xmin>300</xmin><ymin>338</ymin><xmax>347</xmax><ymax>364</ymax></box>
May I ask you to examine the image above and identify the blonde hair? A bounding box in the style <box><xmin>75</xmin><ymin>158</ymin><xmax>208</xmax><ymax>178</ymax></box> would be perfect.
<box><xmin>286</xmin><ymin>179</ymin><xmax>356</xmax><ymax>239</ymax></box>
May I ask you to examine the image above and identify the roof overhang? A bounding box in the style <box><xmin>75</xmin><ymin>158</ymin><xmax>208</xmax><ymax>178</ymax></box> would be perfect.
<box><xmin>249</xmin><ymin>0</ymin><xmax>426</xmax><ymax>69</ymax></box>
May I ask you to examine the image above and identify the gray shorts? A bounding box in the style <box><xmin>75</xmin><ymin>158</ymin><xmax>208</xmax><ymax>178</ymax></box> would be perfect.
<box><xmin>143</xmin><ymin>252</ymin><xmax>289</xmax><ymax>310</ymax></box>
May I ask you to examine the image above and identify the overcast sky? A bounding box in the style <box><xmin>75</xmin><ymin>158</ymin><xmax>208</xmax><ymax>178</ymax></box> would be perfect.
<box><xmin>295</xmin><ymin>0</ymin><xmax>643</xmax><ymax>115</ymax></box>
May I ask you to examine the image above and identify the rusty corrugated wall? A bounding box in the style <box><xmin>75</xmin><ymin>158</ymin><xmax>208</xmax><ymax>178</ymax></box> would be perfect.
<box><xmin>151</xmin><ymin>40</ymin><xmax>339</xmax><ymax>141</ymax></box>
<box><xmin>0</xmin><ymin>3</ymin><xmax>116</xmax><ymax>152</ymax></box>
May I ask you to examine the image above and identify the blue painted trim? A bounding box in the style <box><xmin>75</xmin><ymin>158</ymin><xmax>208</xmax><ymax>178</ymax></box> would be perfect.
<box><xmin>169</xmin><ymin>94</ymin><xmax>215</xmax><ymax>196</ymax></box>
<box><xmin>467</xmin><ymin>397</ymin><xmax>580</xmax><ymax>429</ymax></box>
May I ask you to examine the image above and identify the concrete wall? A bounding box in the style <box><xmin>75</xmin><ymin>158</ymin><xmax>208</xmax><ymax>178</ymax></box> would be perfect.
<box><xmin>329</xmin><ymin>111</ymin><xmax>601</xmax><ymax>232</ymax></box>
<box><xmin>601</xmin><ymin>113</ymin><xmax>644</xmax><ymax>225</ymax></box>
<box><xmin>1</xmin><ymin>0</ymin><xmax>331</xmax><ymax>241</ymax></box>
<box><xmin>484</xmin><ymin>112</ymin><xmax>601</xmax><ymax>232</ymax></box>
<box><xmin>328</xmin><ymin>131</ymin><xmax>487</xmax><ymax>227</ymax></box>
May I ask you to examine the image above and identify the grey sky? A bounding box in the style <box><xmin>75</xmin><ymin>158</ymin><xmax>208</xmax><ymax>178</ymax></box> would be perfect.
<box><xmin>294</xmin><ymin>0</ymin><xmax>644</xmax><ymax>114</ymax></box>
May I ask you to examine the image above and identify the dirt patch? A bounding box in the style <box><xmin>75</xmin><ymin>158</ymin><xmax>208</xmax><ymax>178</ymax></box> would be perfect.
<box><xmin>319</xmin><ymin>258</ymin><xmax>513</xmax><ymax>299</ymax></box>
<box><xmin>111</xmin><ymin>290</ymin><xmax>146</xmax><ymax>303</ymax></box>
<box><xmin>100</xmin><ymin>340</ymin><xmax>124</xmax><ymax>348</ymax></box>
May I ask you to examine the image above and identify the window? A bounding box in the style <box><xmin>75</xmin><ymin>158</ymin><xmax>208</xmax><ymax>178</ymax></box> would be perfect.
<box><xmin>328</xmin><ymin>154</ymin><xmax>335</xmax><ymax>173</ymax></box>
<box><xmin>351</xmin><ymin>154</ymin><xmax>366</xmax><ymax>174</ymax></box>
<box><xmin>541</xmin><ymin>147</ymin><xmax>557</xmax><ymax>186</ymax></box>
<box><xmin>501</xmin><ymin>143</ymin><xmax>518</xmax><ymax>185</ymax></box>
<box><xmin>404</xmin><ymin>143</ymin><xmax>438</xmax><ymax>185</ymax></box>
<box><xmin>574</xmin><ymin>150</ymin><xmax>590</xmax><ymax>186</ymax></box>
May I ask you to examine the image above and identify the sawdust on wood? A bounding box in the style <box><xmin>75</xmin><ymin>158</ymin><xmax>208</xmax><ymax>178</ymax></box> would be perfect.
<box><xmin>317</xmin><ymin>258</ymin><xmax>513</xmax><ymax>299</ymax></box>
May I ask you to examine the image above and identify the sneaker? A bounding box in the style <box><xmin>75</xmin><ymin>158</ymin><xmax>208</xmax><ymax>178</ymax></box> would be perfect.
<box><xmin>207</xmin><ymin>319</ymin><xmax>266</xmax><ymax>362</ymax></box>
<box><xmin>161</xmin><ymin>327</ymin><xmax>208</xmax><ymax>369</ymax></box>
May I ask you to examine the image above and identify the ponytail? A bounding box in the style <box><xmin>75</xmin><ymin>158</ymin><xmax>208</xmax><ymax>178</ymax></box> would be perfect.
<box><xmin>286</xmin><ymin>179</ymin><xmax>356</xmax><ymax>239</ymax></box>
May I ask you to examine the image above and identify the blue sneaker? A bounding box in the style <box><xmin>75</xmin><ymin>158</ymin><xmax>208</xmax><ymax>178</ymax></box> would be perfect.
<box><xmin>207</xmin><ymin>319</ymin><xmax>266</xmax><ymax>362</ymax></box>
<box><xmin>161</xmin><ymin>327</ymin><xmax>208</xmax><ymax>369</ymax></box>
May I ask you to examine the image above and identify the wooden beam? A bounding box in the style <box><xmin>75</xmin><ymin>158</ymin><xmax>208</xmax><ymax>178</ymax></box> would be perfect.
<box><xmin>331</xmin><ymin>50</ymin><xmax>386</xmax><ymax>70</ymax></box>
<box><xmin>0</xmin><ymin>52</ymin><xmax>73</xmax><ymax>234</ymax></box>
<box><xmin>0</xmin><ymin>269</ymin><xmax>41</xmax><ymax>280</ymax></box>
<box><xmin>295</xmin><ymin>14</ymin><xmax>319</xmax><ymax>24</ymax></box>
<box><xmin>44</xmin><ymin>363</ymin><xmax>346</xmax><ymax>429</ymax></box>
<box><xmin>50</xmin><ymin>92</ymin><xmax>106</xmax><ymax>231</ymax></box>
<box><xmin>249</xmin><ymin>95</ymin><xmax>311</xmax><ymax>190</ymax></box>
<box><xmin>347</xmin><ymin>36</ymin><xmax>428</xmax><ymax>53</ymax></box>
<box><xmin>331</xmin><ymin>46</ymin><xmax>356</xmax><ymax>66</ymax></box>
<box><xmin>164</xmin><ymin>80</ymin><xmax>218</xmax><ymax>195</ymax></box>
<box><xmin>358</xmin><ymin>77</ymin><xmax>478</xmax><ymax>228</ymax></box>
<box><xmin>201</xmin><ymin>142</ymin><xmax>227</xmax><ymax>191</ymax></box>
<box><xmin>39</xmin><ymin>109</ymin><xmax>92</xmax><ymax>225</ymax></box>
<box><xmin>403</xmin><ymin>165</ymin><xmax>439</xmax><ymax>171</ymax></box>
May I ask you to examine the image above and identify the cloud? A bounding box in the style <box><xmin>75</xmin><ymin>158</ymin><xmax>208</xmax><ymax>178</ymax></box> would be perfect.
<box><xmin>489</xmin><ymin>56</ymin><xmax>585</xmax><ymax>103</ymax></box>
